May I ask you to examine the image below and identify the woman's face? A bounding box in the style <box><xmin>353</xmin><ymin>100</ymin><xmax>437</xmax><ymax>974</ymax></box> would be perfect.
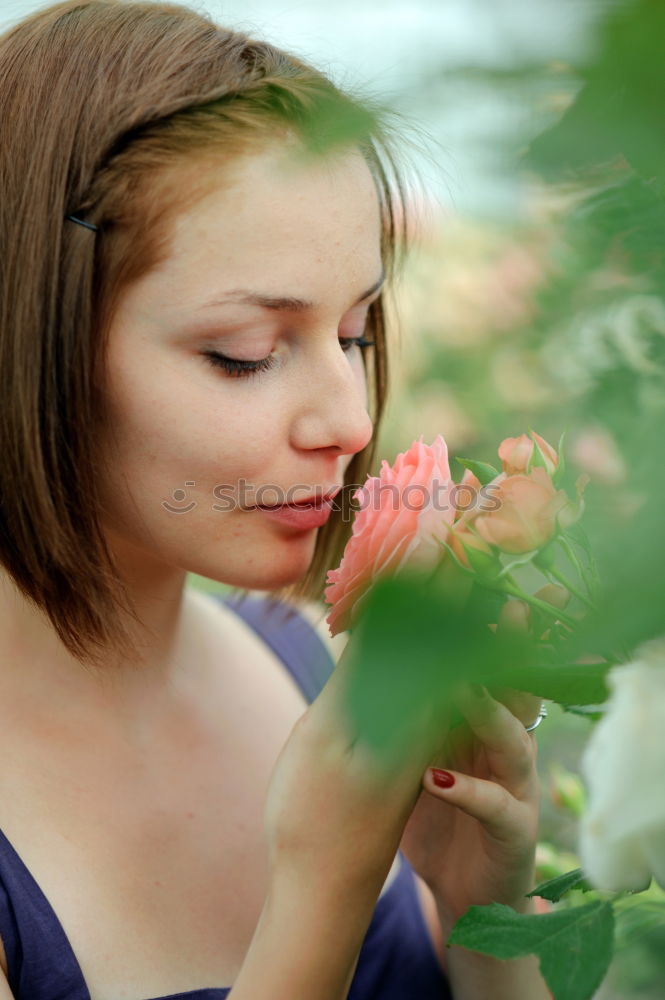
<box><xmin>97</xmin><ymin>143</ymin><xmax>382</xmax><ymax>591</ymax></box>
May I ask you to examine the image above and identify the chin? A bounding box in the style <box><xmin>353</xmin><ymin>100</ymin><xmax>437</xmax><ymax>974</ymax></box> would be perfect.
<box><xmin>202</xmin><ymin>554</ymin><xmax>314</xmax><ymax>594</ymax></box>
<box><xmin>187</xmin><ymin>523</ymin><xmax>321</xmax><ymax>593</ymax></box>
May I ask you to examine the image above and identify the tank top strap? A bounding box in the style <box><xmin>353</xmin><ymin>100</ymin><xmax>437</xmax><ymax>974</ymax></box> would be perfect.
<box><xmin>218</xmin><ymin>592</ymin><xmax>336</xmax><ymax>704</ymax></box>
<box><xmin>0</xmin><ymin>876</ymin><xmax>19</xmax><ymax>989</ymax></box>
<box><xmin>0</xmin><ymin>826</ymin><xmax>90</xmax><ymax>998</ymax></box>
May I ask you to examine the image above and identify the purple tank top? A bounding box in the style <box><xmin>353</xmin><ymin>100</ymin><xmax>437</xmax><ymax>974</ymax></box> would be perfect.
<box><xmin>0</xmin><ymin>592</ymin><xmax>451</xmax><ymax>999</ymax></box>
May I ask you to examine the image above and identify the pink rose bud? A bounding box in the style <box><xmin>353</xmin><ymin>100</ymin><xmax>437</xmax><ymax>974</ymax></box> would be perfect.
<box><xmin>453</xmin><ymin>467</ymin><xmax>484</xmax><ymax>516</ymax></box>
<box><xmin>473</xmin><ymin>467</ymin><xmax>573</xmax><ymax>555</ymax></box>
<box><xmin>324</xmin><ymin>435</ymin><xmax>458</xmax><ymax>636</ymax></box>
<box><xmin>448</xmin><ymin>523</ymin><xmax>495</xmax><ymax>572</ymax></box>
<box><xmin>498</xmin><ymin>431</ymin><xmax>558</xmax><ymax>477</ymax></box>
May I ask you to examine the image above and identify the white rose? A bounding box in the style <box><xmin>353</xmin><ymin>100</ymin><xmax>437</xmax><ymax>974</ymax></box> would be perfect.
<box><xmin>578</xmin><ymin>637</ymin><xmax>665</xmax><ymax>892</ymax></box>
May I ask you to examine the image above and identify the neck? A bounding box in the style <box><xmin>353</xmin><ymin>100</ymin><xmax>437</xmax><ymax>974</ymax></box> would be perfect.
<box><xmin>0</xmin><ymin>561</ymin><xmax>207</xmax><ymax>741</ymax></box>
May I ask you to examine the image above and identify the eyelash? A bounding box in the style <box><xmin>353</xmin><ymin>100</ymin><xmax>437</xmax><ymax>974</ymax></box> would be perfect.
<box><xmin>202</xmin><ymin>336</ymin><xmax>376</xmax><ymax>379</ymax></box>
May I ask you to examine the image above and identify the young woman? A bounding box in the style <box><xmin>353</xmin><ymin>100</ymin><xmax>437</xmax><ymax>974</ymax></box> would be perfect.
<box><xmin>0</xmin><ymin>2</ymin><xmax>551</xmax><ymax>998</ymax></box>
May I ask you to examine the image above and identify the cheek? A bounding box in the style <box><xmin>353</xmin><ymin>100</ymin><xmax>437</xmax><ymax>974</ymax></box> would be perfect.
<box><xmin>98</xmin><ymin>338</ymin><xmax>294</xmax><ymax>533</ymax></box>
<box><xmin>101</xmin><ymin>347</ymin><xmax>255</xmax><ymax>463</ymax></box>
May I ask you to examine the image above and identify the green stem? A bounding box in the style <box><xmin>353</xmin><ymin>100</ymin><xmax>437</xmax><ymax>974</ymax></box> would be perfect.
<box><xmin>558</xmin><ymin>536</ymin><xmax>598</xmax><ymax>601</ymax></box>
<box><xmin>548</xmin><ymin>565</ymin><xmax>596</xmax><ymax>611</ymax></box>
<box><xmin>503</xmin><ymin>576</ymin><xmax>579</xmax><ymax>629</ymax></box>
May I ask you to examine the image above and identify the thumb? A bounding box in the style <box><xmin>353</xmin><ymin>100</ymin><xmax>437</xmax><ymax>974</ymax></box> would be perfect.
<box><xmin>498</xmin><ymin>597</ymin><xmax>530</xmax><ymax>632</ymax></box>
<box><xmin>423</xmin><ymin>767</ymin><xmax>514</xmax><ymax>841</ymax></box>
<box><xmin>533</xmin><ymin>583</ymin><xmax>570</xmax><ymax>609</ymax></box>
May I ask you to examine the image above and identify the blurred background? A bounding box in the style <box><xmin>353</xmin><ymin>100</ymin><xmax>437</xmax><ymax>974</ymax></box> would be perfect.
<box><xmin>6</xmin><ymin>1</ymin><xmax>664</xmax><ymax>995</ymax></box>
<box><xmin>1</xmin><ymin>0</ymin><xmax>600</xmax><ymax>220</ymax></box>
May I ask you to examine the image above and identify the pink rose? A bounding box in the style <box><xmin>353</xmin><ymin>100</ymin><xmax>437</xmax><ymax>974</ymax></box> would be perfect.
<box><xmin>472</xmin><ymin>467</ymin><xmax>573</xmax><ymax>555</ymax></box>
<box><xmin>324</xmin><ymin>435</ymin><xmax>458</xmax><ymax>636</ymax></box>
<box><xmin>498</xmin><ymin>431</ymin><xmax>558</xmax><ymax>477</ymax></box>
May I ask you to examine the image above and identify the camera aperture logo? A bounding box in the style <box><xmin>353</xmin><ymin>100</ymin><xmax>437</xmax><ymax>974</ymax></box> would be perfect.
<box><xmin>162</xmin><ymin>481</ymin><xmax>197</xmax><ymax>513</ymax></box>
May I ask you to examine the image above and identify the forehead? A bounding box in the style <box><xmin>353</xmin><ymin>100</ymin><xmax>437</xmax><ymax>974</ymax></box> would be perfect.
<box><xmin>144</xmin><ymin>144</ymin><xmax>383</xmax><ymax>306</ymax></box>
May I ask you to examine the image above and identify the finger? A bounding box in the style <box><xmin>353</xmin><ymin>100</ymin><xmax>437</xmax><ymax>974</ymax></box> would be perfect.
<box><xmin>534</xmin><ymin>583</ymin><xmax>570</xmax><ymax>609</ymax></box>
<box><xmin>490</xmin><ymin>686</ymin><xmax>543</xmax><ymax>729</ymax></box>
<box><xmin>488</xmin><ymin>598</ymin><xmax>529</xmax><ymax>635</ymax></box>
<box><xmin>423</xmin><ymin>766</ymin><xmax>533</xmax><ymax>844</ymax></box>
<box><xmin>454</xmin><ymin>684</ymin><xmax>536</xmax><ymax>788</ymax></box>
<box><xmin>498</xmin><ymin>598</ymin><xmax>530</xmax><ymax>633</ymax></box>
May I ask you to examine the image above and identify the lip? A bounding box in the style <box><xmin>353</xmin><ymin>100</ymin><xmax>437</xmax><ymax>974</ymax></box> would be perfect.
<box><xmin>256</xmin><ymin>501</ymin><xmax>333</xmax><ymax>530</ymax></box>
<box><xmin>255</xmin><ymin>486</ymin><xmax>343</xmax><ymax>510</ymax></box>
<box><xmin>254</xmin><ymin>486</ymin><xmax>343</xmax><ymax>531</ymax></box>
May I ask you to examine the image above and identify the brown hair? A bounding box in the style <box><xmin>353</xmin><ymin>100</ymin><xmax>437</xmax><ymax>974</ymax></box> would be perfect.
<box><xmin>0</xmin><ymin>0</ymin><xmax>407</xmax><ymax>670</ymax></box>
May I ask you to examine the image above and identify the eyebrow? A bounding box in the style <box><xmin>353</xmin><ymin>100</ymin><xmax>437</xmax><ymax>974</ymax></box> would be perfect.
<box><xmin>198</xmin><ymin>271</ymin><xmax>386</xmax><ymax>313</ymax></box>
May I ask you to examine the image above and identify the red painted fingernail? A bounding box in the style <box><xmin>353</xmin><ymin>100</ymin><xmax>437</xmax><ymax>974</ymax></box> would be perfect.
<box><xmin>431</xmin><ymin>768</ymin><xmax>455</xmax><ymax>788</ymax></box>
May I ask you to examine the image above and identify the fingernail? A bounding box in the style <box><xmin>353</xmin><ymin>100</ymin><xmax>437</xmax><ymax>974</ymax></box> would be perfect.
<box><xmin>431</xmin><ymin>768</ymin><xmax>455</xmax><ymax>788</ymax></box>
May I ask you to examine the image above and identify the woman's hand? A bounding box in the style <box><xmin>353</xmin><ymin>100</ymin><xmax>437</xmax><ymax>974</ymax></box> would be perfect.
<box><xmin>263</xmin><ymin>631</ymin><xmax>443</xmax><ymax>900</ymax></box>
<box><xmin>398</xmin><ymin>597</ymin><xmax>548</xmax><ymax>933</ymax></box>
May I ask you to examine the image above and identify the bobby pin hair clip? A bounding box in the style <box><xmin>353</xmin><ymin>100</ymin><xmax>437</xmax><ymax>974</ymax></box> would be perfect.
<box><xmin>65</xmin><ymin>214</ymin><xmax>99</xmax><ymax>232</ymax></box>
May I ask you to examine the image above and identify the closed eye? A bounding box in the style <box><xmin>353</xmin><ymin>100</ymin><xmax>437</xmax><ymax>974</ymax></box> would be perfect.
<box><xmin>202</xmin><ymin>335</ymin><xmax>375</xmax><ymax>379</ymax></box>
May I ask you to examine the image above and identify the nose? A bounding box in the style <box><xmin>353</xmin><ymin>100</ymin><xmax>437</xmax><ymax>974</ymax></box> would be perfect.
<box><xmin>289</xmin><ymin>342</ymin><xmax>374</xmax><ymax>459</ymax></box>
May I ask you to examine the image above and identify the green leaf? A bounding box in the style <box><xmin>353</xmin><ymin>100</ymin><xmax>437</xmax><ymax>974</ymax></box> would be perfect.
<box><xmin>342</xmin><ymin>573</ymin><xmax>472</xmax><ymax>759</ymax></box>
<box><xmin>436</xmin><ymin>537</ymin><xmax>473</xmax><ymax>575</ymax></box>
<box><xmin>456</xmin><ymin>457</ymin><xmax>500</xmax><ymax>486</ymax></box>
<box><xmin>290</xmin><ymin>90</ymin><xmax>384</xmax><ymax>157</ymax></box>
<box><xmin>528</xmin><ymin>868</ymin><xmax>595</xmax><ymax>902</ymax></box>
<box><xmin>457</xmin><ymin>538</ymin><xmax>502</xmax><ymax>579</ymax></box>
<box><xmin>615</xmin><ymin>900</ymin><xmax>665</xmax><ymax>947</ymax></box>
<box><xmin>467</xmin><ymin>580</ymin><xmax>505</xmax><ymax>623</ymax></box>
<box><xmin>527</xmin><ymin>428</ymin><xmax>554</xmax><ymax>474</ymax></box>
<box><xmin>341</xmin><ymin>570</ymin><xmax>609</xmax><ymax>763</ymax></box>
<box><xmin>448</xmin><ymin>901</ymin><xmax>615</xmax><ymax>1000</ymax></box>
<box><xmin>342</xmin><ymin>572</ymin><xmax>534</xmax><ymax>759</ymax></box>
<box><xmin>497</xmin><ymin>661</ymin><xmax>611</xmax><ymax>705</ymax></box>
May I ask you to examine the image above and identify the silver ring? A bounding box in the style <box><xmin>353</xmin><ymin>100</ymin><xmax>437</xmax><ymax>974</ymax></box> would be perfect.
<box><xmin>525</xmin><ymin>704</ymin><xmax>547</xmax><ymax>733</ymax></box>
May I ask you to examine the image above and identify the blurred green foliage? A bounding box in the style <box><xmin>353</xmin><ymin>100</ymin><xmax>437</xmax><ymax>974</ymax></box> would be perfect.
<box><xmin>378</xmin><ymin>0</ymin><xmax>665</xmax><ymax>661</ymax></box>
<box><xmin>349</xmin><ymin>2</ymin><xmax>665</xmax><ymax>997</ymax></box>
<box><xmin>187</xmin><ymin>3</ymin><xmax>665</xmax><ymax>995</ymax></box>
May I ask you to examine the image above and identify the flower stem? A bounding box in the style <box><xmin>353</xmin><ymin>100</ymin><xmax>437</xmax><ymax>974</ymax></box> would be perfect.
<box><xmin>547</xmin><ymin>564</ymin><xmax>596</xmax><ymax>611</ymax></box>
<box><xmin>502</xmin><ymin>576</ymin><xmax>579</xmax><ymax>629</ymax></box>
<box><xmin>558</xmin><ymin>536</ymin><xmax>598</xmax><ymax>601</ymax></box>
